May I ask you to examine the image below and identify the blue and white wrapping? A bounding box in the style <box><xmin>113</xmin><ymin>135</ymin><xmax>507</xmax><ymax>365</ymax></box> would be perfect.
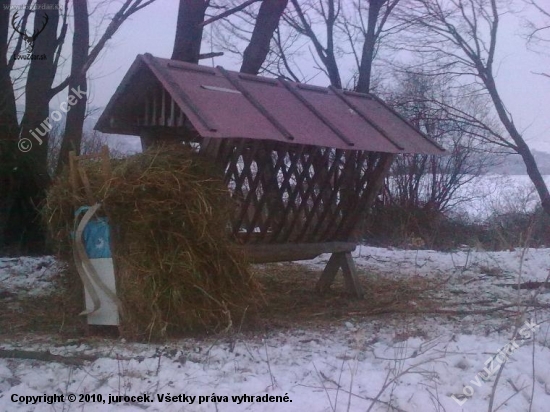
<box><xmin>74</xmin><ymin>205</ymin><xmax>120</xmax><ymax>326</ymax></box>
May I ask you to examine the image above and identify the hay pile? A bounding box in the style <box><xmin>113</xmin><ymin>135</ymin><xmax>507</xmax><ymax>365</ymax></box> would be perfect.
<box><xmin>44</xmin><ymin>145</ymin><xmax>261</xmax><ymax>340</ymax></box>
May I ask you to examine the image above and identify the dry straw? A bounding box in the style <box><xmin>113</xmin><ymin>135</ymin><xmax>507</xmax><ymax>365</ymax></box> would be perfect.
<box><xmin>44</xmin><ymin>145</ymin><xmax>261</xmax><ymax>340</ymax></box>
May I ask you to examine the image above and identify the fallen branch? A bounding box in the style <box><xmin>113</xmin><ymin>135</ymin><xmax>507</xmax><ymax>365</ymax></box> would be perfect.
<box><xmin>498</xmin><ymin>281</ymin><xmax>550</xmax><ymax>290</ymax></box>
<box><xmin>0</xmin><ymin>349</ymin><xmax>98</xmax><ymax>366</ymax></box>
<box><xmin>348</xmin><ymin>302</ymin><xmax>550</xmax><ymax>317</ymax></box>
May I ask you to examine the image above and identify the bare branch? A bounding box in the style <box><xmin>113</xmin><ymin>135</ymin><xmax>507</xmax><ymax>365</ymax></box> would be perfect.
<box><xmin>50</xmin><ymin>0</ymin><xmax>157</xmax><ymax>97</ymax></box>
<box><xmin>199</xmin><ymin>0</ymin><xmax>261</xmax><ymax>27</ymax></box>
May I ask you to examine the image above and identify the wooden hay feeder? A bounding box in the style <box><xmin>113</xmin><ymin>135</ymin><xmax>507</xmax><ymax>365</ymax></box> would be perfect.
<box><xmin>96</xmin><ymin>54</ymin><xmax>445</xmax><ymax>297</ymax></box>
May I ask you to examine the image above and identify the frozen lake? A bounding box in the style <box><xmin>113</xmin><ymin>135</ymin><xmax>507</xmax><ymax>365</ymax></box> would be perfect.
<box><xmin>452</xmin><ymin>174</ymin><xmax>550</xmax><ymax>220</ymax></box>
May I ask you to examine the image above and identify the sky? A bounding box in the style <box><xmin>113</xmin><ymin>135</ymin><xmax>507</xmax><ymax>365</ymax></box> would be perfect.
<box><xmin>44</xmin><ymin>0</ymin><xmax>550</xmax><ymax>153</ymax></box>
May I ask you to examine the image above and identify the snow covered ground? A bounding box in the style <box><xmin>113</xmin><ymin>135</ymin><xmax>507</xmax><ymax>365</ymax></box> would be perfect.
<box><xmin>1</xmin><ymin>246</ymin><xmax>550</xmax><ymax>412</ymax></box>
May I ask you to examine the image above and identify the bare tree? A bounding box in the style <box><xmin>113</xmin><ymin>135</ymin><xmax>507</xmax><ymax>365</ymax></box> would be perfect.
<box><xmin>278</xmin><ymin>0</ymin><xmax>401</xmax><ymax>92</ymax></box>
<box><xmin>383</xmin><ymin>71</ymin><xmax>494</xmax><ymax>212</ymax></box>
<box><xmin>172</xmin><ymin>0</ymin><xmax>210</xmax><ymax>62</ymax></box>
<box><xmin>286</xmin><ymin>0</ymin><xmax>343</xmax><ymax>87</ymax></box>
<box><xmin>356</xmin><ymin>0</ymin><xmax>401</xmax><ymax>93</ymax></box>
<box><xmin>524</xmin><ymin>0</ymin><xmax>550</xmax><ymax>44</ymax></box>
<box><xmin>6</xmin><ymin>0</ymin><xmax>65</xmax><ymax>252</ymax></box>
<box><xmin>241</xmin><ymin>0</ymin><xmax>289</xmax><ymax>74</ymax></box>
<box><xmin>170</xmin><ymin>0</ymin><xmax>279</xmax><ymax>65</ymax></box>
<box><xmin>54</xmin><ymin>0</ymin><xmax>158</xmax><ymax>172</ymax></box>
<box><xmin>172</xmin><ymin>0</ymin><xmax>292</xmax><ymax>76</ymax></box>
<box><xmin>0</xmin><ymin>0</ymin><xmax>20</xmax><ymax>250</ymax></box>
<box><xmin>55</xmin><ymin>0</ymin><xmax>88</xmax><ymax>175</ymax></box>
<box><xmin>0</xmin><ymin>0</ymin><xmax>157</xmax><ymax>253</ymax></box>
<box><xmin>523</xmin><ymin>0</ymin><xmax>550</xmax><ymax>78</ymax></box>
<box><xmin>397</xmin><ymin>0</ymin><xmax>550</xmax><ymax>217</ymax></box>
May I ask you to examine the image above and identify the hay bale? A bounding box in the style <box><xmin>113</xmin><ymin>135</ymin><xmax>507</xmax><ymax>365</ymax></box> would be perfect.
<box><xmin>44</xmin><ymin>145</ymin><xmax>261</xmax><ymax>340</ymax></box>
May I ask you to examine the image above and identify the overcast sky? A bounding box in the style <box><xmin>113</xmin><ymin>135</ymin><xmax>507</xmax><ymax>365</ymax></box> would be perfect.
<box><xmin>50</xmin><ymin>0</ymin><xmax>550</xmax><ymax>153</ymax></box>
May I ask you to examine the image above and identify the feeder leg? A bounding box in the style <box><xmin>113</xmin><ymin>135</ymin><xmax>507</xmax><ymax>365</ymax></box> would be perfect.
<box><xmin>316</xmin><ymin>252</ymin><xmax>363</xmax><ymax>298</ymax></box>
<box><xmin>340</xmin><ymin>252</ymin><xmax>363</xmax><ymax>298</ymax></box>
<box><xmin>316</xmin><ymin>253</ymin><xmax>341</xmax><ymax>293</ymax></box>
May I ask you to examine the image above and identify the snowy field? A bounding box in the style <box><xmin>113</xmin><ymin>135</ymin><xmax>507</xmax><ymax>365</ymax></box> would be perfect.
<box><xmin>1</xmin><ymin>246</ymin><xmax>550</xmax><ymax>412</ymax></box>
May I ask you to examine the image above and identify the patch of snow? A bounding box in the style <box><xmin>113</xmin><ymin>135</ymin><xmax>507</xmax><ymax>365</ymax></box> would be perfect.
<box><xmin>1</xmin><ymin>249</ymin><xmax>550</xmax><ymax>411</ymax></box>
<box><xmin>0</xmin><ymin>256</ymin><xmax>62</xmax><ymax>298</ymax></box>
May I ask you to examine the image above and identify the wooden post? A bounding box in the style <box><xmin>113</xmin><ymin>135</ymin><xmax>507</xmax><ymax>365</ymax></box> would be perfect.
<box><xmin>101</xmin><ymin>146</ymin><xmax>111</xmax><ymax>181</ymax></box>
<box><xmin>316</xmin><ymin>253</ymin><xmax>341</xmax><ymax>293</ymax></box>
<box><xmin>140</xmin><ymin>128</ymin><xmax>184</xmax><ymax>151</ymax></box>
<box><xmin>315</xmin><ymin>252</ymin><xmax>363</xmax><ymax>298</ymax></box>
<box><xmin>340</xmin><ymin>252</ymin><xmax>363</xmax><ymax>297</ymax></box>
<box><xmin>69</xmin><ymin>151</ymin><xmax>78</xmax><ymax>194</ymax></box>
<box><xmin>200</xmin><ymin>137</ymin><xmax>222</xmax><ymax>158</ymax></box>
<box><xmin>140</xmin><ymin>130</ymin><xmax>153</xmax><ymax>151</ymax></box>
<box><xmin>69</xmin><ymin>146</ymin><xmax>111</xmax><ymax>205</ymax></box>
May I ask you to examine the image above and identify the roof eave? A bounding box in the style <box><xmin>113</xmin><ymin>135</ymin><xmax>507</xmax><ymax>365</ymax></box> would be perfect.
<box><xmin>95</xmin><ymin>54</ymin><xmax>148</xmax><ymax>134</ymax></box>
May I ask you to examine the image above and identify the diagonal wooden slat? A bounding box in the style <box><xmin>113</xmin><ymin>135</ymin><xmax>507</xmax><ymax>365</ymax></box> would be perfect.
<box><xmin>281</xmin><ymin>146</ymin><xmax>332</xmax><ymax>242</ymax></box>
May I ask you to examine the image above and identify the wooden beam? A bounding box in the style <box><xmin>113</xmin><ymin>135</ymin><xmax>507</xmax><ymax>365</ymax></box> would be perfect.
<box><xmin>198</xmin><ymin>52</ymin><xmax>224</xmax><ymax>60</ymax></box>
<box><xmin>236</xmin><ymin>241</ymin><xmax>356</xmax><ymax>263</ymax></box>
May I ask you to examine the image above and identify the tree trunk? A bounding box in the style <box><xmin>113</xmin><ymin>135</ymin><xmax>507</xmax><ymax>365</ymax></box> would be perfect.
<box><xmin>171</xmin><ymin>0</ymin><xmax>208</xmax><ymax>63</ymax></box>
<box><xmin>6</xmin><ymin>0</ymin><xmax>60</xmax><ymax>254</ymax></box>
<box><xmin>289</xmin><ymin>0</ymin><xmax>342</xmax><ymax>88</ymax></box>
<box><xmin>356</xmin><ymin>0</ymin><xmax>385</xmax><ymax>94</ymax></box>
<box><xmin>56</xmin><ymin>0</ymin><xmax>89</xmax><ymax>174</ymax></box>
<box><xmin>240</xmin><ymin>0</ymin><xmax>289</xmax><ymax>75</ymax></box>
<box><xmin>0</xmin><ymin>0</ymin><xmax>17</xmax><ymax>139</ymax></box>
<box><xmin>353</xmin><ymin>0</ymin><xmax>393</xmax><ymax>238</ymax></box>
<box><xmin>483</xmin><ymin>74</ymin><xmax>550</xmax><ymax>217</ymax></box>
<box><xmin>0</xmin><ymin>0</ymin><xmax>20</xmax><ymax>252</ymax></box>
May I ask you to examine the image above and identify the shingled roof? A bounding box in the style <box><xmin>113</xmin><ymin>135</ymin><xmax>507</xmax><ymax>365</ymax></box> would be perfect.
<box><xmin>96</xmin><ymin>53</ymin><xmax>445</xmax><ymax>155</ymax></box>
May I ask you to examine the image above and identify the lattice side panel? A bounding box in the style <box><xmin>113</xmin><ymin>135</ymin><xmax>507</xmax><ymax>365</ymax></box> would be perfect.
<box><xmin>334</xmin><ymin>152</ymin><xmax>395</xmax><ymax>240</ymax></box>
<box><xmin>219</xmin><ymin>139</ymin><xmax>392</xmax><ymax>244</ymax></box>
<box><xmin>221</xmin><ymin>140</ymin><xmax>268</xmax><ymax>243</ymax></box>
